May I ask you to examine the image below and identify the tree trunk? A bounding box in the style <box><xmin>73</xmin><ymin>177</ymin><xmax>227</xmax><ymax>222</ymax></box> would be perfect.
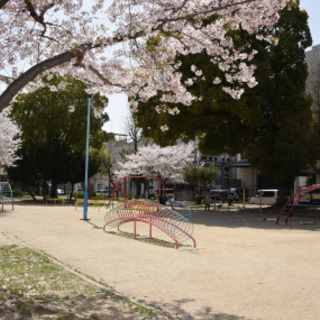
<box><xmin>202</xmin><ymin>182</ymin><xmax>207</xmax><ymax>197</ymax></box>
<box><xmin>42</xmin><ymin>181</ymin><xmax>48</xmax><ymax>201</ymax></box>
<box><xmin>24</xmin><ymin>184</ymin><xmax>37</xmax><ymax>201</ymax></box>
<box><xmin>50</xmin><ymin>180</ymin><xmax>58</xmax><ymax>198</ymax></box>
<box><xmin>277</xmin><ymin>183</ymin><xmax>292</xmax><ymax>206</ymax></box>
<box><xmin>69</xmin><ymin>182</ymin><xmax>75</xmax><ymax>200</ymax></box>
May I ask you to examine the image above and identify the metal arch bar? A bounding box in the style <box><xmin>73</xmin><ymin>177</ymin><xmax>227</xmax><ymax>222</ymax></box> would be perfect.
<box><xmin>103</xmin><ymin>215</ymin><xmax>197</xmax><ymax>248</ymax></box>
<box><xmin>277</xmin><ymin>185</ymin><xmax>320</xmax><ymax>224</ymax></box>
<box><xmin>106</xmin><ymin>178</ymin><xmax>126</xmax><ymax>208</ymax></box>
<box><xmin>103</xmin><ymin>216</ymin><xmax>180</xmax><ymax>249</ymax></box>
<box><xmin>8</xmin><ymin>183</ymin><xmax>13</xmax><ymax>210</ymax></box>
<box><xmin>104</xmin><ymin>200</ymin><xmax>192</xmax><ymax>227</ymax></box>
<box><xmin>182</xmin><ymin>207</ymin><xmax>192</xmax><ymax>221</ymax></box>
<box><xmin>105</xmin><ymin>215</ymin><xmax>191</xmax><ymax>242</ymax></box>
<box><xmin>0</xmin><ymin>182</ymin><xmax>14</xmax><ymax>211</ymax></box>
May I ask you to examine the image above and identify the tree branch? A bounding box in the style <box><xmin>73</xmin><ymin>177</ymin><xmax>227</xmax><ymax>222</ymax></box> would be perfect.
<box><xmin>24</xmin><ymin>0</ymin><xmax>44</xmax><ymax>25</ymax></box>
<box><xmin>0</xmin><ymin>49</ymin><xmax>82</xmax><ymax>112</ymax></box>
<box><xmin>87</xmin><ymin>64</ymin><xmax>124</xmax><ymax>89</ymax></box>
<box><xmin>158</xmin><ymin>0</ymin><xmax>256</xmax><ymax>25</ymax></box>
<box><xmin>0</xmin><ymin>32</ymin><xmax>136</xmax><ymax>111</ymax></box>
<box><xmin>0</xmin><ymin>0</ymin><xmax>10</xmax><ymax>9</ymax></box>
<box><xmin>0</xmin><ymin>0</ymin><xmax>264</xmax><ymax>111</ymax></box>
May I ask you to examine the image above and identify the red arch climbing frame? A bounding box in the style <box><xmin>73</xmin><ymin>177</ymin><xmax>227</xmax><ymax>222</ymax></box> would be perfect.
<box><xmin>277</xmin><ymin>185</ymin><xmax>320</xmax><ymax>224</ymax></box>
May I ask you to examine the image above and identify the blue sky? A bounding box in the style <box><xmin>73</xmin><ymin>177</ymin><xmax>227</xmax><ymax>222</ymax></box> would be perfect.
<box><xmin>300</xmin><ymin>0</ymin><xmax>320</xmax><ymax>48</ymax></box>
<box><xmin>103</xmin><ymin>1</ymin><xmax>320</xmax><ymax>134</ymax></box>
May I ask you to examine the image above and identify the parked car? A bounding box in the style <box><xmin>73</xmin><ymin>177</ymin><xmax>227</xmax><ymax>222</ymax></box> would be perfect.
<box><xmin>250</xmin><ymin>189</ymin><xmax>279</xmax><ymax>205</ymax></box>
<box><xmin>210</xmin><ymin>189</ymin><xmax>229</xmax><ymax>202</ymax></box>
<box><xmin>96</xmin><ymin>190</ymin><xmax>109</xmax><ymax>196</ymax></box>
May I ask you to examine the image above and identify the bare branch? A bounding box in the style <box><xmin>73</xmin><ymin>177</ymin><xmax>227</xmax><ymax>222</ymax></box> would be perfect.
<box><xmin>24</xmin><ymin>0</ymin><xmax>45</xmax><ymax>25</ymax></box>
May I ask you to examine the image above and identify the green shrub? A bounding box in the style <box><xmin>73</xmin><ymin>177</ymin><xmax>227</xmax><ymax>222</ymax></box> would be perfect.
<box><xmin>194</xmin><ymin>194</ymin><xmax>203</xmax><ymax>204</ymax></box>
<box><xmin>12</xmin><ymin>189</ymin><xmax>24</xmax><ymax>197</ymax></box>
<box><xmin>73</xmin><ymin>192</ymin><xmax>84</xmax><ymax>199</ymax></box>
<box><xmin>148</xmin><ymin>192</ymin><xmax>156</xmax><ymax>200</ymax></box>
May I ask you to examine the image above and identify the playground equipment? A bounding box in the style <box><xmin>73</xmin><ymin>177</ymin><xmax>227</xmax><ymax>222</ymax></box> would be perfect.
<box><xmin>0</xmin><ymin>182</ymin><xmax>14</xmax><ymax>211</ymax></box>
<box><xmin>46</xmin><ymin>198</ymin><xmax>66</xmax><ymax>206</ymax></box>
<box><xmin>75</xmin><ymin>198</ymin><xmax>110</xmax><ymax>211</ymax></box>
<box><xmin>107</xmin><ymin>176</ymin><xmax>173</xmax><ymax>208</ymax></box>
<box><xmin>276</xmin><ymin>185</ymin><xmax>320</xmax><ymax>224</ymax></box>
<box><xmin>103</xmin><ymin>200</ymin><xmax>196</xmax><ymax>249</ymax></box>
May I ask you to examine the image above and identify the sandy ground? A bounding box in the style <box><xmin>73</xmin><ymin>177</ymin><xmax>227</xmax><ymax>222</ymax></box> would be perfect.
<box><xmin>0</xmin><ymin>202</ymin><xmax>319</xmax><ymax>320</ymax></box>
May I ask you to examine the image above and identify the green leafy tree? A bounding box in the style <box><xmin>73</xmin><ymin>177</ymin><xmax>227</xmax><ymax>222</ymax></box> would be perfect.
<box><xmin>305</xmin><ymin>53</ymin><xmax>320</xmax><ymax>177</ymax></box>
<box><xmin>134</xmin><ymin>4</ymin><xmax>314</xmax><ymax>203</ymax></box>
<box><xmin>183</xmin><ymin>164</ymin><xmax>218</xmax><ymax>198</ymax></box>
<box><xmin>8</xmin><ymin>74</ymin><xmax>109</xmax><ymax>200</ymax></box>
<box><xmin>7</xmin><ymin>145</ymin><xmax>40</xmax><ymax>200</ymax></box>
<box><xmin>95</xmin><ymin>143</ymin><xmax>114</xmax><ymax>197</ymax></box>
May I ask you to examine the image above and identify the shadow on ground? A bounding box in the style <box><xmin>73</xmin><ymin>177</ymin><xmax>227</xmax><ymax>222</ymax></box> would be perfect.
<box><xmin>150</xmin><ymin>298</ymin><xmax>253</xmax><ymax>320</ymax></box>
<box><xmin>177</xmin><ymin>205</ymin><xmax>320</xmax><ymax>231</ymax></box>
<box><xmin>0</xmin><ymin>288</ymin><xmax>159</xmax><ymax>320</ymax></box>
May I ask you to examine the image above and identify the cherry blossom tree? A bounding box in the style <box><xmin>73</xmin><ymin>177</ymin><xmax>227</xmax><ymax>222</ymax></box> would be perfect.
<box><xmin>0</xmin><ymin>0</ymin><xmax>295</xmax><ymax>115</ymax></box>
<box><xmin>0</xmin><ymin>108</ymin><xmax>20</xmax><ymax>173</ymax></box>
<box><xmin>115</xmin><ymin>143</ymin><xmax>194</xmax><ymax>184</ymax></box>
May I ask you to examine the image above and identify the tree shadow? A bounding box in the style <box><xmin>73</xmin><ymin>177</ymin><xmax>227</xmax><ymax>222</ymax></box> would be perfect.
<box><xmin>0</xmin><ymin>288</ymin><xmax>163</xmax><ymax>320</ymax></box>
<box><xmin>149</xmin><ymin>298</ymin><xmax>253</xmax><ymax>320</ymax></box>
<box><xmin>176</xmin><ymin>206</ymin><xmax>320</xmax><ymax>231</ymax></box>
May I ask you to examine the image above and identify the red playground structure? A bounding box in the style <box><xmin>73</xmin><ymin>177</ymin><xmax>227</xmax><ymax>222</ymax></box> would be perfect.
<box><xmin>276</xmin><ymin>185</ymin><xmax>320</xmax><ymax>224</ymax></box>
<box><xmin>103</xmin><ymin>200</ymin><xmax>196</xmax><ymax>249</ymax></box>
<box><xmin>107</xmin><ymin>175</ymin><xmax>173</xmax><ymax>208</ymax></box>
<box><xmin>102</xmin><ymin>176</ymin><xmax>196</xmax><ymax>249</ymax></box>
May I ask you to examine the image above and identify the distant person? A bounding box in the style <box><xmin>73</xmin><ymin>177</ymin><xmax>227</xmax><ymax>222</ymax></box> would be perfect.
<box><xmin>204</xmin><ymin>189</ymin><xmax>211</xmax><ymax>211</ymax></box>
<box><xmin>159</xmin><ymin>195</ymin><xmax>165</xmax><ymax>205</ymax></box>
<box><xmin>218</xmin><ymin>193</ymin><xmax>224</xmax><ymax>208</ymax></box>
<box><xmin>233</xmin><ymin>192</ymin><xmax>239</xmax><ymax>202</ymax></box>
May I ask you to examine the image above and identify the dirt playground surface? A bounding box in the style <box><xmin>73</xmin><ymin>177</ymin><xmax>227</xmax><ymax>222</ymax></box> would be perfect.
<box><xmin>0</xmin><ymin>202</ymin><xmax>319</xmax><ymax>320</ymax></box>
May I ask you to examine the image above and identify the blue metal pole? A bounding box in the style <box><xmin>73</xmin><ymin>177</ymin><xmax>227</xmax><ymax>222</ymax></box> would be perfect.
<box><xmin>83</xmin><ymin>94</ymin><xmax>92</xmax><ymax>220</ymax></box>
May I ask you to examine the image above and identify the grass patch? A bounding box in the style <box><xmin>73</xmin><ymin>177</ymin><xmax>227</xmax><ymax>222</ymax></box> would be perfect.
<box><xmin>0</xmin><ymin>244</ymin><xmax>158</xmax><ymax>319</ymax></box>
<box><xmin>0</xmin><ymin>245</ymin><xmax>98</xmax><ymax>296</ymax></box>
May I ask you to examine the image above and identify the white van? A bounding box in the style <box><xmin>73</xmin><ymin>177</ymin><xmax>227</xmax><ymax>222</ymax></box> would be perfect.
<box><xmin>250</xmin><ymin>189</ymin><xmax>279</xmax><ymax>205</ymax></box>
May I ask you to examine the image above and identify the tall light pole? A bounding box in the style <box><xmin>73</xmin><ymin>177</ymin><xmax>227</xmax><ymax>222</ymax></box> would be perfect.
<box><xmin>83</xmin><ymin>94</ymin><xmax>92</xmax><ymax>220</ymax></box>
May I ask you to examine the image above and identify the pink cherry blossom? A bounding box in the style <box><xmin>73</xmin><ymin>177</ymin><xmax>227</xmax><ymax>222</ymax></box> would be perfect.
<box><xmin>115</xmin><ymin>143</ymin><xmax>194</xmax><ymax>183</ymax></box>
<box><xmin>0</xmin><ymin>107</ymin><xmax>20</xmax><ymax>173</ymax></box>
<box><xmin>0</xmin><ymin>0</ymin><xmax>295</xmax><ymax>113</ymax></box>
